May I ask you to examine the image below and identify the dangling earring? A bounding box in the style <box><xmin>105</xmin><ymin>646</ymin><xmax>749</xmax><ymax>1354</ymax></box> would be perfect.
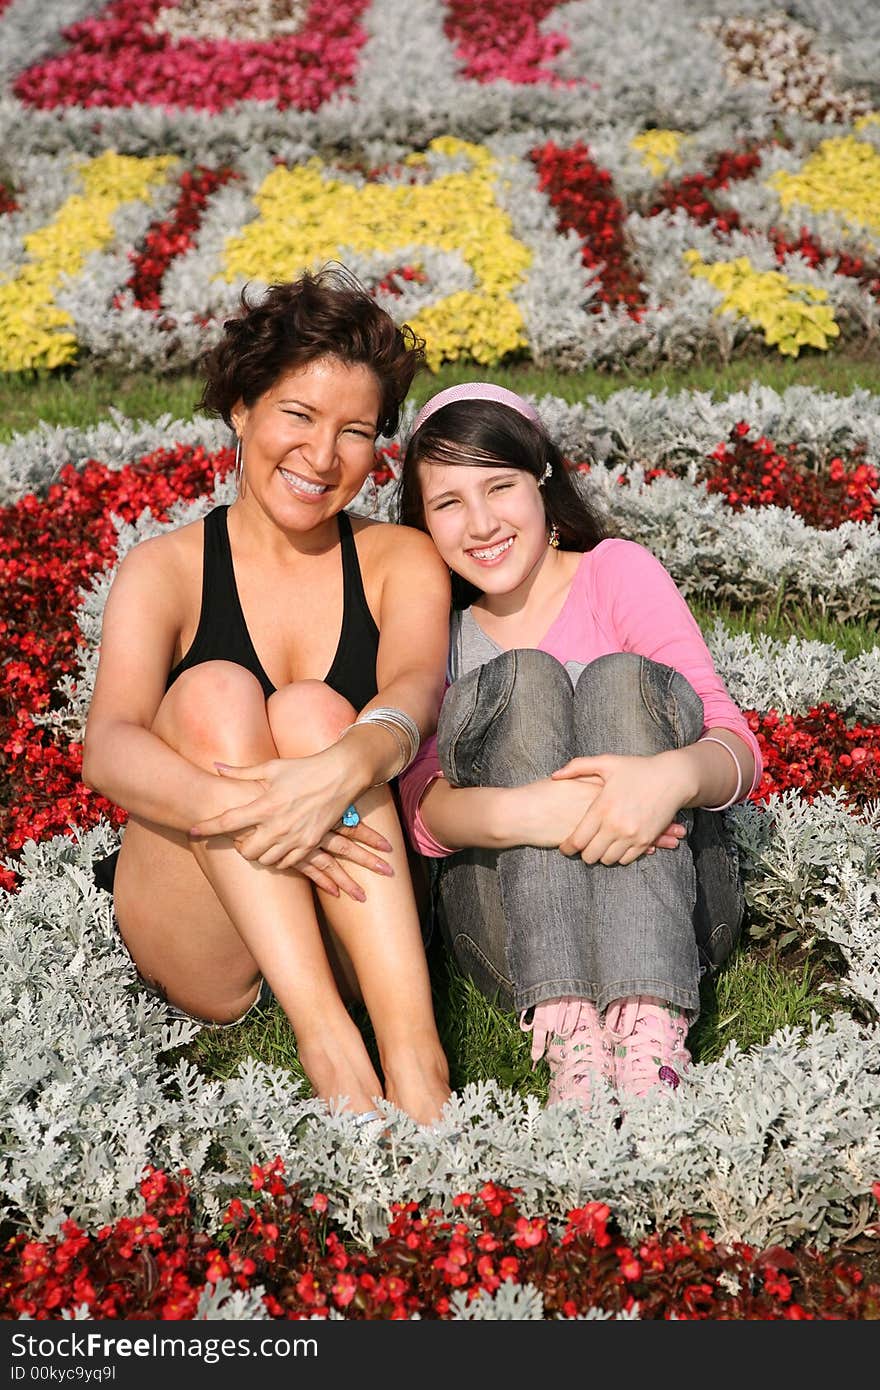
<box><xmin>548</xmin><ymin>524</ymin><xmax>560</xmax><ymax>549</ymax></box>
<box><xmin>234</xmin><ymin>437</ymin><xmax>244</xmax><ymax>490</ymax></box>
<box><xmin>366</xmin><ymin>473</ymin><xmax>379</xmax><ymax>516</ymax></box>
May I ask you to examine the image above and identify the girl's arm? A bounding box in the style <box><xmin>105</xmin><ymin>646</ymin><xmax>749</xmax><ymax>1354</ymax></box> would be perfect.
<box><xmin>400</xmin><ymin>737</ymin><xmax>684</xmax><ymax>856</ymax></box>
<box><xmin>550</xmin><ymin>540</ymin><xmax>760</xmax><ymax>865</ymax></box>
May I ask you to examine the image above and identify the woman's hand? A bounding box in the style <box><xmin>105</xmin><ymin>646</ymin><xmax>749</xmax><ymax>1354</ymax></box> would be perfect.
<box><xmin>551</xmin><ymin>753</ymin><xmax>690</xmax><ymax>865</ymax></box>
<box><xmin>233</xmin><ymin>823</ymin><xmax>395</xmax><ymax>902</ymax></box>
<box><xmin>188</xmin><ymin>748</ymin><xmax>378</xmax><ymax>872</ymax></box>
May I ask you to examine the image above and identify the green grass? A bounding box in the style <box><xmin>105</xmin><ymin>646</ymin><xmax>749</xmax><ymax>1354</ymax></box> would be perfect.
<box><xmin>688</xmin><ymin>949</ymin><xmax>838</xmax><ymax>1064</ymax></box>
<box><xmin>2</xmin><ymin>344</ymin><xmax>878</xmax><ymax>442</ymax></box>
<box><xmin>183</xmin><ymin>933</ymin><xmax>837</xmax><ymax>1098</ymax></box>
<box><xmin>692</xmin><ymin>599</ymin><xmax>879</xmax><ymax>658</ymax></box>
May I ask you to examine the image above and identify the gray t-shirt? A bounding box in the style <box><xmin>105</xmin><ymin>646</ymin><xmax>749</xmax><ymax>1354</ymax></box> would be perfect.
<box><xmin>449</xmin><ymin>607</ymin><xmax>586</xmax><ymax>685</ymax></box>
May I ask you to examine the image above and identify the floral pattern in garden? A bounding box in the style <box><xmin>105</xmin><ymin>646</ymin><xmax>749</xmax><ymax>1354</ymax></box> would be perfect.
<box><xmin>4</xmin><ymin>1164</ymin><xmax>879</xmax><ymax>1319</ymax></box>
<box><xmin>2</xmin><ymin>0</ymin><xmax>880</xmax><ymax>1322</ymax></box>
<box><xmin>12</xmin><ymin>0</ymin><xmax>370</xmax><ymax>110</ymax></box>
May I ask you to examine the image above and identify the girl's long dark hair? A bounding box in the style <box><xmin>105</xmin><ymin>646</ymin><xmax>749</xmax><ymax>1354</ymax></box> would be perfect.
<box><xmin>398</xmin><ymin>399</ymin><xmax>607</xmax><ymax>608</ymax></box>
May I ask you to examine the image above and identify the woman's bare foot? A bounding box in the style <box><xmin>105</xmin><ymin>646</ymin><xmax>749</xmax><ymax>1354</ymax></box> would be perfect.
<box><xmin>383</xmin><ymin>1045</ymin><xmax>452</xmax><ymax>1127</ymax></box>
<box><xmin>296</xmin><ymin>1022</ymin><xmax>384</xmax><ymax>1117</ymax></box>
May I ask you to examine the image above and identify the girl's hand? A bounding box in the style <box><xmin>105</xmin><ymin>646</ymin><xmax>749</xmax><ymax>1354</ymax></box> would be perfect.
<box><xmin>511</xmin><ymin>776</ymin><xmax>685</xmax><ymax>853</ymax></box>
<box><xmin>551</xmin><ymin>753</ymin><xmax>690</xmax><ymax>865</ymax></box>
<box><xmin>188</xmin><ymin>750</ymin><xmax>382</xmax><ymax>870</ymax></box>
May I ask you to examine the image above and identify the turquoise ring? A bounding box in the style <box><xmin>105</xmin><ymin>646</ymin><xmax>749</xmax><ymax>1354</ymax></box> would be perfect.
<box><xmin>341</xmin><ymin>804</ymin><xmax>360</xmax><ymax>828</ymax></box>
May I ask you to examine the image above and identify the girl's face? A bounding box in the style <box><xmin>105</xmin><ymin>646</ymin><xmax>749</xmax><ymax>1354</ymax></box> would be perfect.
<box><xmin>231</xmin><ymin>355</ymin><xmax>380</xmax><ymax>532</ymax></box>
<box><xmin>418</xmin><ymin>459</ymin><xmax>550</xmax><ymax>597</ymax></box>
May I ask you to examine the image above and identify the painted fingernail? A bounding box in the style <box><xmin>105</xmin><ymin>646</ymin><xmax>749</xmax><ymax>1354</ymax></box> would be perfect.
<box><xmin>376</xmin><ymin>861</ymin><xmax>394</xmax><ymax>875</ymax></box>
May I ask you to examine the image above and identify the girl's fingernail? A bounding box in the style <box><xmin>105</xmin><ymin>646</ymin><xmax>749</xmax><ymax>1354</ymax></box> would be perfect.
<box><xmin>214</xmin><ymin>762</ymin><xmax>228</xmax><ymax>773</ymax></box>
<box><xmin>379</xmin><ymin>838</ymin><xmax>392</xmax><ymax>851</ymax></box>
<box><xmin>376</xmin><ymin>861</ymin><xmax>394</xmax><ymax>875</ymax></box>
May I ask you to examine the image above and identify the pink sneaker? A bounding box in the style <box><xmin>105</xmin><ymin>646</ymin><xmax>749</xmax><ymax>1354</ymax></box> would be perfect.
<box><xmin>520</xmin><ymin>996</ymin><xmax>613</xmax><ymax>1107</ymax></box>
<box><xmin>605</xmin><ymin>996</ymin><xmax>691</xmax><ymax>1097</ymax></box>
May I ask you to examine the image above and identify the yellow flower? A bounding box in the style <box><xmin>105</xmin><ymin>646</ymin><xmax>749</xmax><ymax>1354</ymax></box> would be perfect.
<box><xmin>767</xmin><ymin>135</ymin><xmax>880</xmax><ymax>242</ymax></box>
<box><xmin>630</xmin><ymin>130</ymin><xmax>687</xmax><ymax>177</ymax></box>
<box><xmin>222</xmin><ymin>138</ymin><xmax>531</xmax><ymax>368</ymax></box>
<box><xmin>0</xmin><ymin>151</ymin><xmax>176</xmax><ymax>373</ymax></box>
<box><xmin>684</xmin><ymin>249</ymin><xmax>840</xmax><ymax>356</ymax></box>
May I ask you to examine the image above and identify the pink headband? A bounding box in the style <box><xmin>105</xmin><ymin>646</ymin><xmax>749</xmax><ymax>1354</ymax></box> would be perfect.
<box><xmin>410</xmin><ymin>381</ymin><xmax>543</xmax><ymax>435</ymax></box>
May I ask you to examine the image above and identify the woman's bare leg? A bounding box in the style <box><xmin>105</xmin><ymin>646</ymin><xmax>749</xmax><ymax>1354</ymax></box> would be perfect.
<box><xmin>267</xmin><ymin>681</ymin><xmax>451</xmax><ymax>1125</ymax></box>
<box><xmin>113</xmin><ymin>662</ymin><xmax>383</xmax><ymax>1114</ymax></box>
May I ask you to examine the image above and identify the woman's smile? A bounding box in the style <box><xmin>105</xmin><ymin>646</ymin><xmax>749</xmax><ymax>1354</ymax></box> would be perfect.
<box><xmin>277</xmin><ymin>466</ymin><xmax>332</xmax><ymax>501</ymax></box>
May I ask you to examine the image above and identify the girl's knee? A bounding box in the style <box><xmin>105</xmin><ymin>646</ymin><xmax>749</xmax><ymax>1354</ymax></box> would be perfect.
<box><xmin>268</xmin><ymin>680</ymin><xmax>357</xmax><ymax>756</ymax></box>
<box><xmin>489</xmin><ymin>647</ymin><xmax>573</xmax><ymax>715</ymax></box>
<box><xmin>155</xmin><ymin>661</ymin><xmax>268</xmax><ymax>758</ymax></box>
<box><xmin>575</xmin><ymin>653</ymin><xmax>703</xmax><ymax>746</ymax></box>
<box><xmin>576</xmin><ymin>651</ymin><xmax>642</xmax><ymax>700</ymax></box>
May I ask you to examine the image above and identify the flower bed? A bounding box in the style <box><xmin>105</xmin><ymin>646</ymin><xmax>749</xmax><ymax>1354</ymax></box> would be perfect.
<box><xmin>4</xmin><ymin>1166</ymin><xmax>879</xmax><ymax>1320</ymax></box>
<box><xmin>13</xmin><ymin>0</ymin><xmax>370</xmax><ymax>112</ymax></box>
<box><xmin>1</xmin><ymin>1</ymin><xmax>879</xmax><ymax>374</ymax></box>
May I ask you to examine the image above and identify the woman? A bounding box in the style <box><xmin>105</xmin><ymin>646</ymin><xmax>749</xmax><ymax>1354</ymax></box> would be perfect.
<box><xmin>83</xmin><ymin>269</ymin><xmax>452</xmax><ymax>1127</ymax></box>
<box><xmin>397</xmin><ymin>382</ymin><xmax>762</xmax><ymax>1106</ymax></box>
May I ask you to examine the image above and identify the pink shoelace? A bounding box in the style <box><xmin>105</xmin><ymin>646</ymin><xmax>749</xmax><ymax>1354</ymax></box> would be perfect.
<box><xmin>604</xmin><ymin>995</ymin><xmax>691</xmax><ymax>1097</ymax></box>
<box><xmin>520</xmin><ymin>995</ymin><xmax>612</xmax><ymax>1106</ymax></box>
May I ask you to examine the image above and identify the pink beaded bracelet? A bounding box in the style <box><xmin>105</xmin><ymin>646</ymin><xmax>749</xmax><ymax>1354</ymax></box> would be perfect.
<box><xmin>697</xmin><ymin>736</ymin><xmax>744</xmax><ymax>812</ymax></box>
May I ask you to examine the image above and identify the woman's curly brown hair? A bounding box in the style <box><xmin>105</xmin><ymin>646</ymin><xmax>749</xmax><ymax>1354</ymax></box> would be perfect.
<box><xmin>199</xmin><ymin>265</ymin><xmax>425</xmax><ymax>437</ymax></box>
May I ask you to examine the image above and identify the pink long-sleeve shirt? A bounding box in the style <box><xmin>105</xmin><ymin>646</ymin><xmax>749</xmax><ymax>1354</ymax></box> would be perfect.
<box><xmin>399</xmin><ymin>538</ymin><xmax>763</xmax><ymax>857</ymax></box>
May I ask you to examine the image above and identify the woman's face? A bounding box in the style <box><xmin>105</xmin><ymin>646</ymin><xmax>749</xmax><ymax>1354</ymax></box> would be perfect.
<box><xmin>231</xmin><ymin>356</ymin><xmax>381</xmax><ymax>530</ymax></box>
<box><xmin>418</xmin><ymin>458</ymin><xmax>550</xmax><ymax>597</ymax></box>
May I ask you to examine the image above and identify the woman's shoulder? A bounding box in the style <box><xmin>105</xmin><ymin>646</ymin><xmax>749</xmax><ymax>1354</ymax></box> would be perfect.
<box><xmin>113</xmin><ymin>513</ymin><xmax>204</xmax><ymax>591</ymax></box>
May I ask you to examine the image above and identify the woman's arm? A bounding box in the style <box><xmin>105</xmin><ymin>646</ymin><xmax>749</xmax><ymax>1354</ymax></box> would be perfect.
<box><xmin>187</xmin><ymin>525</ymin><xmax>452</xmax><ymax>868</ymax></box>
<box><xmin>334</xmin><ymin>525</ymin><xmax>451</xmax><ymax>786</ymax></box>
<box><xmin>83</xmin><ymin>539</ymin><xmax>390</xmax><ymax>896</ymax></box>
<box><xmin>82</xmin><ymin>537</ymin><xmax>241</xmax><ymax>830</ymax></box>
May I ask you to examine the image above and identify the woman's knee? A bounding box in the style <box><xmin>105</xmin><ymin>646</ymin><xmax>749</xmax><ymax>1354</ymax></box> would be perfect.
<box><xmin>154</xmin><ymin>661</ymin><xmax>270</xmax><ymax>761</ymax></box>
<box><xmin>267</xmin><ymin>680</ymin><xmax>357</xmax><ymax>756</ymax></box>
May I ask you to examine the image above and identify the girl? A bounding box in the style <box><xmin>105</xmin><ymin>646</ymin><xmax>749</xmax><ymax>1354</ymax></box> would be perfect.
<box><xmin>397</xmin><ymin>382</ymin><xmax>761</xmax><ymax>1105</ymax></box>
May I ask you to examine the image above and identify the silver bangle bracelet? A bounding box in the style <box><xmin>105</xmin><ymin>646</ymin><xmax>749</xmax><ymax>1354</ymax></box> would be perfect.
<box><xmin>351</xmin><ymin>707</ymin><xmax>421</xmax><ymax>781</ymax></box>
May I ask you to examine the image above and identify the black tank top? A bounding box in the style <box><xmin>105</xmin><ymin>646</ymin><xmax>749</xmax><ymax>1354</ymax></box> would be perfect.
<box><xmin>93</xmin><ymin>505</ymin><xmax>379</xmax><ymax>896</ymax></box>
<box><xmin>166</xmin><ymin>504</ymin><xmax>379</xmax><ymax>711</ymax></box>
